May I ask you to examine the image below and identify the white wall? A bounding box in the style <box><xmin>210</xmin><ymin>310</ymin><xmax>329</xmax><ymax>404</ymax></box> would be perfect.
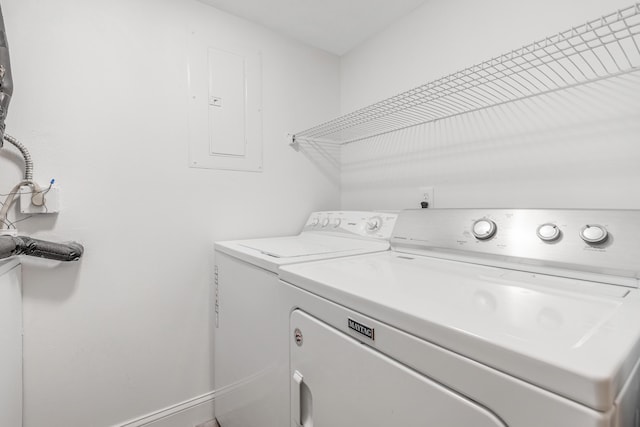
<box><xmin>0</xmin><ymin>0</ymin><xmax>340</xmax><ymax>425</ymax></box>
<box><xmin>340</xmin><ymin>0</ymin><xmax>640</xmax><ymax>210</ymax></box>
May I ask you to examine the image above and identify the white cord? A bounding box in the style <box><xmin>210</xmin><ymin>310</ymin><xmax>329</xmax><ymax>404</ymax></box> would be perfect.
<box><xmin>0</xmin><ymin>180</ymin><xmax>29</xmax><ymax>229</ymax></box>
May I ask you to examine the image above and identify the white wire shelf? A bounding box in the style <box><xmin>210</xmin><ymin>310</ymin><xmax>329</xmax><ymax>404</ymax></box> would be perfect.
<box><xmin>291</xmin><ymin>3</ymin><xmax>640</xmax><ymax>146</ymax></box>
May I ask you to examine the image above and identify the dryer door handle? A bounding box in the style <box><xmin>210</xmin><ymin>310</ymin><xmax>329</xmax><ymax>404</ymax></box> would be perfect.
<box><xmin>292</xmin><ymin>370</ymin><xmax>313</xmax><ymax>427</ymax></box>
<box><xmin>292</xmin><ymin>370</ymin><xmax>304</xmax><ymax>426</ymax></box>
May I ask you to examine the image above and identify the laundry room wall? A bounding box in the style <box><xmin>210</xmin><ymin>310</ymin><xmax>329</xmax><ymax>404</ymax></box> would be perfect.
<box><xmin>0</xmin><ymin>0</ymin><xmax>340</xmax><ymax>426</ymax></box>
<box><xmin>339</xmin><ymin>0</ymin><xmax>640</xmax><ymax>210</ymax></box>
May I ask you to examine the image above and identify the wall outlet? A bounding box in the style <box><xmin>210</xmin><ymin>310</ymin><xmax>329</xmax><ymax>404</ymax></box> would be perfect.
<box><xmin>19</xmin><ymin>184</ymin><xmax>61</xmax><ymax>214</ymax></box>
<box><xmin>419</xmin><ymin>186</ymin><xmax>435</xmax><ymax>208</ymax></box>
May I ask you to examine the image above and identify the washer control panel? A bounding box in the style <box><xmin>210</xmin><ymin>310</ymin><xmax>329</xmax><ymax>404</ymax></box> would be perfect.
<box><xmin>391</xmin><ymin>209</ymin><xmax>640</xmax><ymax>285</ymax></box>
<box><xmin>304</xmin><ymin>211</ymin><xmax>398</xmax><ymax>240</ymax></box>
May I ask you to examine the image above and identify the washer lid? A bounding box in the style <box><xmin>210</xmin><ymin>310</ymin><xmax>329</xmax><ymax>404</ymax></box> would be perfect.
<box><xmin>216</xmin><ymin>233</ymin><xmax>390</xmax><ymax>272</ymax></box>
<box><xmin>280</xmin><ymin>252</ymin><xmax>640</xmax><ymax>411</ymax></box>
<box><xmin>239</xmin><ymin>234</ymin><xmax>377</xmax><ymax>258</ymax></box>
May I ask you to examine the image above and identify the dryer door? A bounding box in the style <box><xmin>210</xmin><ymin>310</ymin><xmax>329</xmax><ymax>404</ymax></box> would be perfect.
<box><xmin>290</xmin><ymin>310</ymin><xmax>506</xmax><ymax>427</ymax></box>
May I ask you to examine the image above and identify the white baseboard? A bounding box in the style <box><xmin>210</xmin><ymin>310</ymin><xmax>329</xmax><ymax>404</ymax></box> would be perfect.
<box><xmin>115</xmin><ymin>391</ymin><xmax>216</xmax><ymax>427</ymax></box>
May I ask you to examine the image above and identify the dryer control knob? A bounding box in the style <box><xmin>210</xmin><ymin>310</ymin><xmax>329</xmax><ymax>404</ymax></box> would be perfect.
<box><xmin>333</xmin><ymin>218</ymin><xmax>342</xmax><ymax>228</ymax></box>
<box><xmin>472</xmin><ymin>219</ymin><xmax>497</xmax><ymax>240</ymax></box>
<box><xmin>310</xmin><ymin>217</ymin><xmax>319</xmax><ymax>226</ymax></box>
<box><xmin>537</xmin><ymin>224</ymin><xmax>561</xmax><ymax>242</ymax></box>
<box><xmin>580</xmin><ymin>224</ymin><xmax>608</xmax><ymax>244</ymax></box>
<box><xmin>366</xmin><ymin>217</ymin><xmax>382</xmax><ymax>232</ymax></box>
<box><xmin>321</xmin><ymin>218</ymin><xmax>330</xmax><ymax>228</ymax></box>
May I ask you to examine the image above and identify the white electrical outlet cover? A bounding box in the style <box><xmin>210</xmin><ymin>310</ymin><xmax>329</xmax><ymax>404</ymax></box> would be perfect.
<box><xmin>19</xmin><ymin>185</ymin><xmax>61</xmax><ymax>214</ymax></box>
<box><xmin>419</xmin><ymin>186</ymin><xmax>435</xmax><ymax>207</ymax></box>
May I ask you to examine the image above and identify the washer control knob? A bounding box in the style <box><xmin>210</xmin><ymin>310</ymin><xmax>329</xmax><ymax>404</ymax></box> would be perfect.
<box><xmin>472</xmin><ymin>219</ymin><xmax>497</xmax><ymax>240</ymax></box>
<box><xmin>580</xmin><ymin>224</ymin><xmax>608</xmax><ymax>244</ymax></box>
<box><xmin>537</xmin><ymin>224</ymin><xmax>561</xmax><ymax>242</ymax></box>
<box><xmin>333</xmin><ymin>218</ymin><xmax>342</xmax><ymax>228</ymax></box>
<box><xmin>310</xmin><ymin>217</ymin><xmax>319</xmax><ymax>226</ymax></box>
<box><xmin>321</xmin><ymin>218</ymin><xmax>330</xmax><ymax>228</ymax></box>
<box><xmin>366</xmin><ymin>217</ymin><xmax>382</xmax><ymax>232</ymax></box>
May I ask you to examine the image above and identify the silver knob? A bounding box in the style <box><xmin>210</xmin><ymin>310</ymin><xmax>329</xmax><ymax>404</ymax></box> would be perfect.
<box><xmin>366</xmin><ymin>217</ymin><xmax>382</xmax><ymax>232</ymax></box>
<box><xmin>580</xmin><ymin>224</ymin><xmax>608</xmax><ymax>244</ymax></box>
<box><xmin>537</xmin><ymin>224</ymin><xmax>561</xmax><ymax>242</ymax></box>
<box><xmin>333</xmin><ymin>218</ymin><xmax>342</xmax><ymax>228</ymax></box>
<box><xmin>321</xmin><ymin>218</ymin><xmax>330</xmax><ymax>228</ymax></box>
<box><xmin>472</xmin><ymin>219</ymin><xmax>497</xmax><ymax>240</ymax></box>
<box><xmin>310</xmin><ymin>218</ymin><xmax>319</xmax><ymax>226</ymax></box>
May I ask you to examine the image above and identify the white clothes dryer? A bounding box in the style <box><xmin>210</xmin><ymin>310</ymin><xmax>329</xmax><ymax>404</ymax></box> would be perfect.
<box><xmin>213</xmin><ymin>211</ymin><xmax>397</xmax><ymax>427</ymax></box>
<box><xmin>280</xmin><ymin>209</ymin><xmax>640</xmax><ymax>427</ymax></box>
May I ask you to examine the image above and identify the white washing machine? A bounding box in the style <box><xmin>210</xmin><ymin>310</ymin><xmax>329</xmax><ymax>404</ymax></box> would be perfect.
<box><xmin>280</xmin><ymin>209</ymin><xmax>640</xmax><ymax>427</ymax></box>
<box><xmin>213</xmin><ymin>211</ymin><xmax>398</xmax><ymax>427</ymax></box>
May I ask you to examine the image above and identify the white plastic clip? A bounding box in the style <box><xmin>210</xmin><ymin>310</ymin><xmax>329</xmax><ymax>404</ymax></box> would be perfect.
<box><xmin>287</xmin><ymin>133</ymin><xmax>299</xmax><ymax>151</ymax></box>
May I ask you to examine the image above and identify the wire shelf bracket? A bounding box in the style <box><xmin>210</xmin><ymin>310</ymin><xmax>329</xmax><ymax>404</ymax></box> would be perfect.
<box><xmin>291</xmin><ymin>3</ymin><xmax>640</xmax><ymax>146</ymax></box>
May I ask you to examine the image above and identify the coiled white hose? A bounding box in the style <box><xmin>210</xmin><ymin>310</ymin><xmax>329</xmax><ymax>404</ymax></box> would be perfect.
<box><xmin>3</xmin><ymin>133</ymin><xmax>32</xmax><ymax>180</ymax></box>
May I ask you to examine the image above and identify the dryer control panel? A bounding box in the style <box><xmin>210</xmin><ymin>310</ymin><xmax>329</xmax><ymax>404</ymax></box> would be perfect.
<box><xmin>391</xmin><ymin>209</ymin><xmax>640</xmax><ymax>286</ymax></box>
<box><xmin>304</xmin><ymin>211</ymin><xmax>398</xmax><ymax>240</ymax></box>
